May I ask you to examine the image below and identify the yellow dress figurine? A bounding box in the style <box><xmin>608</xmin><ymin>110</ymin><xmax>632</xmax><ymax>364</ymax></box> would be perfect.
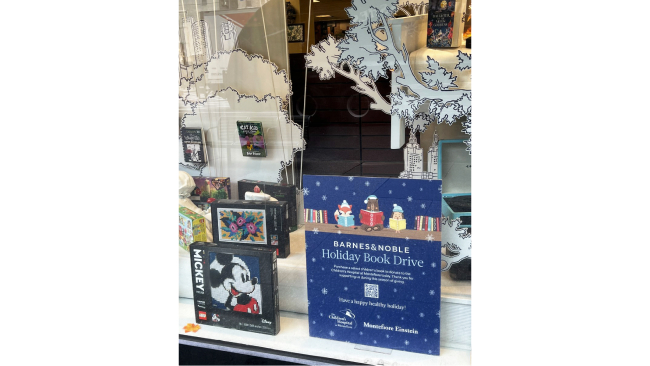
<box><xmin>389</xmin><ymin>204</ymin><xmax>406</xmax><ymax>233</ymax></box>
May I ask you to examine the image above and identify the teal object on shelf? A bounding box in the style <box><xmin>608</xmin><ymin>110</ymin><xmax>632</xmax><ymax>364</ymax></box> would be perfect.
<box><xmin>438</xmin><ymin>139</ymin><xmax>471</xmax><ymax>228</ymax></box>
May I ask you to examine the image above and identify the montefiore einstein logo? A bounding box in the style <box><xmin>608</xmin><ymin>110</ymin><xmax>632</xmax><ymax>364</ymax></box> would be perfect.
<box><xmin>329</xmin><ymin>309</ymin><xmax>357</xmax><ymax>329</ymax></box>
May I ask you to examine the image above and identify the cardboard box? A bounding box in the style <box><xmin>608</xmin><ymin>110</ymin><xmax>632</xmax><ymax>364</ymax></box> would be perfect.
<box><xmin>238</xmin><ymin>180</ymin><xmax>297</xmax><ymax>231</ymax></box>
<box><xmin>179</xmin><ymin>206</ymin><xmax>207</xmax><ymax>251</ymax></box>
<box><xmin>302</xmin><ymin>175</ymin><xmax>443</xmax><ymax>355</ymax></box>
<box><xmin>211</xmin><ymin>199</ymin><xmax>291</xmax><ymax>258</ymax></box>
<box><xmin>189</xmin><ymin>241</ymin><xmax>280</xmax><ymax>335</ymax></box>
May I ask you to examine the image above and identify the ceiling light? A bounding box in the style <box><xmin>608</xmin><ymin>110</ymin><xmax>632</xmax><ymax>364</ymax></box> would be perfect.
<box><xmin>315</xmin><ymin>15</ymin><xmax>331</xmax><ymax>17</ymax></box>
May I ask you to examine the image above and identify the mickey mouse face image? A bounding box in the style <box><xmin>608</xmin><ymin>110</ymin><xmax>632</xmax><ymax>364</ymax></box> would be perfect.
<box><xmin>210</xmin><ymin>253</ymin><xmax>261</xmax><ymax>314</ymax></box>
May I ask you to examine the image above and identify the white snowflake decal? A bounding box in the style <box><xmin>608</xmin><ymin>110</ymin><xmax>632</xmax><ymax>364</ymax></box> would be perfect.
<box><xmin>401</xmin><ymin>317</ymin><xmax>404</xmax><ymax>320</ymax></box>
<box><xmin>377</xmin><ymin>315</ymin><xmax>381</xmax><ymax>319</ymax></box>
<box><xmin>373</xmin><ymin>340</ymin><xmax>377</xmax><ymax>344</ymax></box>
<box><xmin>316</xmin><ymin>181</ymin><xmax>321</xmax><ymax>186</ymax></box>
<box><xmin>422</xmin><ymin>271</ymin><xmax>426</xmax><ymax>275</ymax></box>
<box><xmin>359</xmin><ymin>331</ymin><xmax>363</xmax><ymax>335</ymax></box>
<box><xmin>344</xmin><ymin>286</ymin><xmax>348</xmax><ymax>291</ymax></box>
<box><xmin>302</xmin><ymin>187</ymin><xmax>310</xmax><ymax>196</ymax></box>
<box><xmin>428</xmin><ymin>350</ymin><xmax>432</xmax><ymax>354</ymax></box>
<box><xmin>329</xmin><ymin>330</ymin><xmax>335</xmax><ymax>337</ymax></box>
<box><xmin>438</xmin><ymin>185</ymin><xmax>443</xmax><ymax>193</ymax></box>
<box><xmin>420</xmin><ymin>203</ymin><xmax>426</xmax><ymax>209</ymax></box>
<box><xmin>309</xmin><ymin>279</ymin><xmax>313</xmax><ymax>283</ymax></box>
<box><xmin>320</xmin><ymin>312</ymin><xmax>323</xmax><ymax>316</ymax></box>
<box><xmin>424</xmin><ymin>338</ymin><xmax>428</xmax><ymax>342</ymax></box>
<box><xmin>348</xmin><ymin>176</ymin><xmax>354</xmax><ymax>181</ymax></box>
<box><xmin>429</xmin><ymin>290</ymin><xmax>435</xmax><ymax>295</ymax></box>
<box><xmin>365</xmin><ymin>181</ymin><xmax>370</xmax><ymax>186</ymax></box>
<box><xmin>312</xmin><ymin>227</ymin><xmax>319</xmax><ymax>234</ymax></box>
<box><xmin>405</xmin><ymin>237</ymin><xmax>410</xmax><ymax>241</ymax></box>
<box><xmin>402</xmin><ymin>182</ymin><xmax>406</xmax><ymax>186</ymax></box>
<box><xmin>386</xmin><ymin>334</ymin><xmax>390</xmax><ymax>338</ymax></box>
<box><xmin>337</xmin><ymin>230</ymin><xmax>342</xmax><ymax>234</ymax></box>
<box><xmin>389</xmin><ymin>190</ymin><xmax>392</xmax><ymax>194</ymax></box>
<box><xmin>420</xmin><ymin>187</ymin><xmax>423</xmax><ymax>191</ymax></box>
<box><xmin>335</xmin><ymin>186</ymin><xmax>339</xmax><ymax>190</ymax></box>
<box><xmin>434</xmin><ymin>329</ymin><xmax>439</xmax><ymax>334</ymax></box>
<box><xmin>419</xmin><ymin>312</ymin><xmax>424</xmax><ymax>318</ymax></box>
<box><xmin>437</xmin><ymin>310</ymin><xmax>440</xmax><ymax>318</ymax></box>
<box><xmin>322</xmin><ymin>195</ymin><xmax>327</xmax><ymax>201</ymax></box>
<box><xmin>404</xmin><ymin>340</ymin><xmax>409</xmax><ymax>346</ymax></box>
<box><xmin>312</xmin><ymin>321</ymin><xmax>316</xmax><ymax>324</ymax></box>
<box><xmin>321</xmin><ymin>267</ymin><xmax>324</xmax><ymax>271</ymax></box>
<box><xmin>321</xmin><ymin>288</ymin><xmax>328</xmax><ymax>295</ymax></box>
<box><xmin>394</xmin><ymin>288</ymin><xmax>397</xmax><ymax>292</ymax></box>
<box><xmin>426</xmin><ymin>234</ymin><xmax>435</xmax><ymax>242</ymax></box>
<box><xmin>407</xmin><ymin>196</ymin><xmax>413</xmax><ymax>202</ymax></box>
<box><xmin>312</xmin><ymin>257</ymin><xmax>316</xmax><ymax>262</ymax></box>
<box><xmin>411</xmin><ymin>296</ymin><xmax>415</xmax><ymax>300</ymax></box>
<box><xmin>431</xmin><ymin>262</ymin><xmax>437</xmax><ymax>268</ymax></box>
<box><xmin>352</xmin><ymin>192</ymin><xmax>356</xmax><ymax>195</ymax></box>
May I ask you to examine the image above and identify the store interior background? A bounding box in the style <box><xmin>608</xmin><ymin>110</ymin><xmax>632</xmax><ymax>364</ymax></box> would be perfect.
<box><xmin>286</xmin><ymin>0</ymin><xmax>467</xmax><ymax>178</ymax></box>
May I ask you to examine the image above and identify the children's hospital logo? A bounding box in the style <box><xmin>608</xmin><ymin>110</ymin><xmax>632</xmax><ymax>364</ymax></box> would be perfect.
<box><xmin>329</xmin><ymin>309</ymin><xmax>357</xmax><ymax>329</ymax></box>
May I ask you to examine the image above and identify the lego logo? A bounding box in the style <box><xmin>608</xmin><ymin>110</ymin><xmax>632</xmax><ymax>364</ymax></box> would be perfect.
<box><xmin>198</xmin><ymin>311</ymin><xmax>207</xmax><ymax>320</ymax></box>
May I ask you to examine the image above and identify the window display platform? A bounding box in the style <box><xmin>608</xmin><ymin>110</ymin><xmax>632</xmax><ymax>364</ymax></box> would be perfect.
<box><xmin>179</xmin><ymin>297</ymin><xmax>471</xmax><ymax>365</ymax></box>
<box><xmin>180</xmin><ymin>227</ymin><xmax>471</xmax><ymax>352</ymax></box>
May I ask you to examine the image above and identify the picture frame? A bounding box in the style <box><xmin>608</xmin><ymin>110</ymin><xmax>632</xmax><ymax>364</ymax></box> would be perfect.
<box><xmin>287</xmin><ymin>23</ymin><xmax>304</xmax><ymax>42</ymax></box>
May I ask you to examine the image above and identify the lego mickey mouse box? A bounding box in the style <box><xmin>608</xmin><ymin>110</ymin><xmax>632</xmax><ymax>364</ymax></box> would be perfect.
<box><xmin>189</xmin><ymin>241</ymin><xmax>280</xmax><ymax>335</ymax></box>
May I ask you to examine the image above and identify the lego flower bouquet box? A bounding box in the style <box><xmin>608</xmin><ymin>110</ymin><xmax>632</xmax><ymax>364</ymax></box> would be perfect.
<box><xmin>211</xmin><ymin>199</ymin><xmax>291</xmax><ymax>258</ymax></box>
